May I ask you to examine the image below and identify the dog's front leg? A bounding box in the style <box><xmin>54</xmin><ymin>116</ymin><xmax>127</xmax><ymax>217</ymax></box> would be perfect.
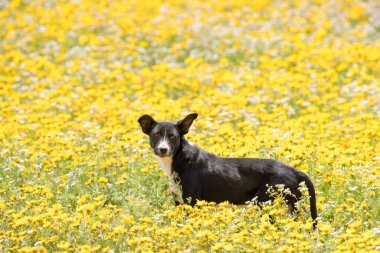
<box><xmin>168</xmin><ymin>178</ymin><xmax>184</xmax><ymax>205</ymax></box>
<box><xmin>182</xmin><ymin>179</ymin><xmax>201</xmax><ymax>206</ymax></box>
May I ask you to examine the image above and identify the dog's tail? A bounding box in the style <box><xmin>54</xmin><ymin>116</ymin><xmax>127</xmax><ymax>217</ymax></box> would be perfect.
<box><xmin>299</xmin><ymin>173</ymin><xmax>318</xmax><ymax>230</ymax></box>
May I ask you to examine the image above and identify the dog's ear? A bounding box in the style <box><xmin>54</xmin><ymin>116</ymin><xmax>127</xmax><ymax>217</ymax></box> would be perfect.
<box><xmin>138</xmin><ymin>115</ymin><xmax>157</xmax><ymax>135</ymax></box>
<box><xmin>177</xmin><ymin>113</ymin><xmax>198</xmax><ymax>135</ymax></box>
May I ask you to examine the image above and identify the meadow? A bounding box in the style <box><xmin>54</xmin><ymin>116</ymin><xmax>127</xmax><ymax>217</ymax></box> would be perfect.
<box><xmin>0</xmin><ymin>0</ymin><xmax>379</xmax><ymax>252</ymax></box>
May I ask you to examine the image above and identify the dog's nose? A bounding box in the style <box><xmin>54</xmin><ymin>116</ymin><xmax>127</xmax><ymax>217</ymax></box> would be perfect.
<box><xmin>159</xmin><ymin>147</ymin><xmax>168</xmax><ymax>154</ymax></box>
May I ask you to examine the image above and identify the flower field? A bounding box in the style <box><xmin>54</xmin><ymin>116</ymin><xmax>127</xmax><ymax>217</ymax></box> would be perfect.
<box><xmin>1</xmin><ymin>0</ymin><xmax>380</xmax><ymax>252</ymax></box>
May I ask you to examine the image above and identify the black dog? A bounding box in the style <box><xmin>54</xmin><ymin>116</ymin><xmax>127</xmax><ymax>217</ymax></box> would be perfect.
<box><xmin>138</xmin><ymin>113</ymin><xmax>318</xmax><ymax>228</ymax></box>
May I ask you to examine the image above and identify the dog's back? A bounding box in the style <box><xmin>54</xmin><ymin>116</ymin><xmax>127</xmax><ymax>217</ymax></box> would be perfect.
<box><xmin>173</xmin><ymin>139</ymin><xmax>297</xmax><ymax>203</ymax></box>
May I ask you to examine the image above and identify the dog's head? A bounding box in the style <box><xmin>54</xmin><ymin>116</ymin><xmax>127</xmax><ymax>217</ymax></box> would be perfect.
<box><xmin>138</xmin><ymin>113</ymin><xmax>198</xmax><ymax>157</ymax></box>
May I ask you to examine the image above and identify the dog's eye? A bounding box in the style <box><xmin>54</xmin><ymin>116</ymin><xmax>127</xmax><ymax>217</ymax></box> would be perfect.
<box><xmin>154</xmin><ymin>132</ymin><xmax>161</xmax><ymax>137</ymax></box>
<box><xmin>168</xmin><ymin>133</ymin><xmax>176</xmax><ymax>139</ymax></box>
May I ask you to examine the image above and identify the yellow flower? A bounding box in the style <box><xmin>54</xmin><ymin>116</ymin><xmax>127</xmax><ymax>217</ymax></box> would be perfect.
<box><xmin>98</xmin><ymin>177</ymin><xmax>108</xmax><ymax>183</ymax></box>
<box><xmin>348</xmin><ymin>220</ymin><xmax>362</xmax><ymax>230</ymax></box>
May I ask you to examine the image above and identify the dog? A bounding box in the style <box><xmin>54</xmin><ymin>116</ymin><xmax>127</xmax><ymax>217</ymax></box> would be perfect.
<box><xmin>138</xmin><ymin>113</ymin><xmax>318</xmax><ymax>229</ymax></box>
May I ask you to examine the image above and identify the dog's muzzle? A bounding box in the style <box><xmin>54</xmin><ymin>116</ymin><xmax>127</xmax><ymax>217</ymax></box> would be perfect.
<box><xmin>156</xmin><ymin>140</ymin><xmax>171</xmax><ymax>157</ymax></box>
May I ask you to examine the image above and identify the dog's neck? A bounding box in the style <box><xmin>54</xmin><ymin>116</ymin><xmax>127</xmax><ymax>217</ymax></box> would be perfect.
<box><xmin>178</xmin><ymin>136</ymin><xmax>192</xmax><ymax>151</ymax></box>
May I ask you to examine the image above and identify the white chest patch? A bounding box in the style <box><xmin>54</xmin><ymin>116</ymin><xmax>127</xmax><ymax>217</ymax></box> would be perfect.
<box><xmin>157</xmin><ymin>156</ymin><xmax>173</xmax><ymax>178</ymax></box>
<box><xmin>157</xmin><ymin>156</ymin><xmax>183</xmax><ymax>204</ymax></box>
